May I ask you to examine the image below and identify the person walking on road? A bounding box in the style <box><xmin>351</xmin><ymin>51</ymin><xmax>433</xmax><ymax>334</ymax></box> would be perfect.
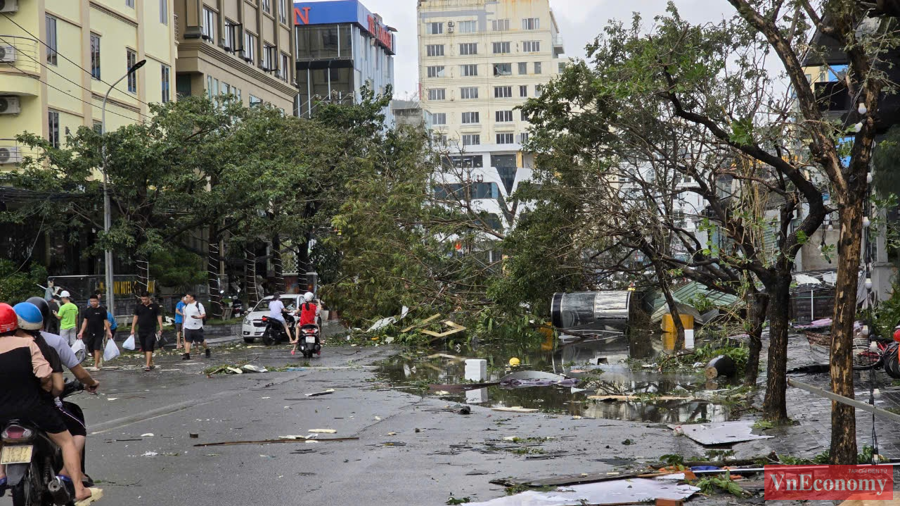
<box><xmin>174</xmin><ymin>295</ymin><xmax>186</xmax><ymax>350</ymax></box>
<box><xmin>181</xmin><ymin>294</ymin><xmax>208</xmax><ymax>360</ymax></box>
<box><xmin>130</xmin><ymin>292</ymin><xmax>163</xmax><ymax>372</ymax></box>
<box><xmin>77</xmin><ymin>295</ymin><xmax>112</xmax><ymax>371</ymax></box>
<box><xmin>55</xmin><ymin>291</ymin><xmax>78</xmax><ymax>346</ymax></box>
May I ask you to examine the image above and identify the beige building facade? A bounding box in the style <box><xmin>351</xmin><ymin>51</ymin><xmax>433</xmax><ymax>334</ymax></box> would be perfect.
<box><xmin>173</xmin><ymin>0</ymin><xmax>296</xmax><ymax>111</ymax></box>
<box><xmin>0</xmin><ymin>0</ymin><xmax>178</xmax><ymax>164</ymax></box>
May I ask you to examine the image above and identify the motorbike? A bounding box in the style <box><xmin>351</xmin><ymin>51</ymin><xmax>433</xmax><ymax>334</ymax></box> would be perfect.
<box><xmin>297</xmin><ymin>324</ymin><xmax>321</xmax><ymax>359</ymax></box>
<box><xmin>1</xmin><ymin>381</ymin><xmax>84</xmax><ymax>506</ymax></box>
<box><xmin>261</xmin><ymin>313</ymin><xmax>295</xmax><ymax>346</ymax></box>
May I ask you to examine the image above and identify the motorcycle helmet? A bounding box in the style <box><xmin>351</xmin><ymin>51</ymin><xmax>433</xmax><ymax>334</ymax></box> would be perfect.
<box><xmin>26</xmin><ymin>296</ymin><xmax>50</xmax><ymax>328</ymax></box>
<box><xmin>13</xmin><ymin>302</ymin><xmax>43</xmax><ymax>331</ymax></box>
<box><xmin>0</xmin><ymin>303</ymin><xmax>17</xmax><ymax>333</ymax></box>
<box><xmin>304</xmin><ymin>292</ymin><xmax>314</xmax><ymax>302</ymax></box>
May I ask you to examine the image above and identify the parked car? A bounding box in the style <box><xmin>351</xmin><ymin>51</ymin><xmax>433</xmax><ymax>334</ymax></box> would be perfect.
<box><xmin>241</xmin><ymin>294</ymin><xmax>302</xmax><ymax>343</ymax></box>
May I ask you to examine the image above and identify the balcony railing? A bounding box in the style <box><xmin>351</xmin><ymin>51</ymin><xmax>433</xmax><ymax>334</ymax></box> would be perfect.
<box><xmin>0</xmin><ymin>36</ymin><xmax>40</xmax><ymax>73</ymax></box>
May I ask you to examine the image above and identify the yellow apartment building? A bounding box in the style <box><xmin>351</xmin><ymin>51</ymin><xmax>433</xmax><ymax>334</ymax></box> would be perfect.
<box><xmin>0</xmin><ymin>0</ymin><xmax>177</xmax><ymax>164</ymax></box>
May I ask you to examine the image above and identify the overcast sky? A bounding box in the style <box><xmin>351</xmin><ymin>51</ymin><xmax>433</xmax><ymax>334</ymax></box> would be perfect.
<box><xmin>301</xmin><ymin>1</ymin><xmax>736</xmax><ymax>99</ymax></box>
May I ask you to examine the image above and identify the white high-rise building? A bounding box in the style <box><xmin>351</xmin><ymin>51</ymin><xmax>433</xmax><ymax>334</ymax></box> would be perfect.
<box><xmin>417</xmin><ymin>0</ymin><xmax>566</xmax><ymax>232</ymax></box>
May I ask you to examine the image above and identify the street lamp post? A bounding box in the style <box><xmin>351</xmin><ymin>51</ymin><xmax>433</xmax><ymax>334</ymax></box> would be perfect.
<box><xmin>102</xmin><ymin>59</ymin><xmax>146</xmax><ymax>318</ymax></box>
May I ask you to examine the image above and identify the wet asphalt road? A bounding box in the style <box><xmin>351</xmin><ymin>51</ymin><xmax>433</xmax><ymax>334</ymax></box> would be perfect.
<box><xmin>0</xmin><ymin>331</ymin><xmax>866</xmax><ymax>505</ymax></box>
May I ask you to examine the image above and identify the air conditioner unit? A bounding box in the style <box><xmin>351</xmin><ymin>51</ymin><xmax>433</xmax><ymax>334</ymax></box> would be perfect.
<box><xmin>448</xmin><ymin>21</ymin><xmax>455</xmax><ymax>33</ymax></box>
<box><xmin>0</xmin><ymin>45</ymin><xmax>15</xmax><ymax>63</ymax></box>
<box><xmin>0</xmin><ymin>0</ymin><xmax>19</xmax><ymax>14</ymax></box>
<box><xmin>0</xmin><ymin>146</ymin><xmax>21</xmax><ymax>165</ymax></box>
<box><xmin>0</xmin><ymin>96</ymin><xmax>21</xmax><ymax>114</ymax></box>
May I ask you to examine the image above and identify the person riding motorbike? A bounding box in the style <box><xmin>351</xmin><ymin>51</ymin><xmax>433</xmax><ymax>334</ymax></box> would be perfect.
<box><xmin>25</xmin><ymin>297</ymin><xmax>99</xmax><ymax>486</ymax></box>
<box><xmin>267</xmin><ymin>293</ymin><xmax>293</xmax><ymax>341</ymax></box>
<box><xmin>290</xmin><ymin>292</ymin><xmax>321</xmax><ymax>356</ymax></box>
<box><xmin>0</xmin><ymin>303</ymin><xmax>92</xmax><ymax>502</ymax></box>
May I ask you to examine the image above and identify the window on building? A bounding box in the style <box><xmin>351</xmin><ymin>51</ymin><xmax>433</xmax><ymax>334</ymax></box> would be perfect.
<box><xmin>280</xmin><ymin>0</ymin><xmax>288</xmax><ymax>23</ymax></box>
<box><xmin>244</xmin><ymin>32</ymin><xmax>257</xmax><ymax>63</ymax></box>
<box><xmin>46</xmin><ymin>16</ymin><xmax>57</xmax><ymax>65</ymax></box>
<box><xmin>427</xmin><ymin>22</ymin><xmax>443</xmax><ymax>35</ymax></box>
<box><xmin>458</xmin><ymin>20</ymin><xmax>477</xmax><ymax>33</ymax></box>
<box><xmin>462</xmin><ymin>134</ymin><xmax>480</xmax><ymax>146</ymax></box>
<box><xmin>496</xmin><ymin>110</ymin><xmax>513</xmax><ymax>122</ymax></box>
<box><xmin>522</xmin><ymin>18</ymin><xmax>540</xmax><ymax>30</ymax></box>
<box><xmin>518</xmin><ymin>132</ymin><xmax>530</xmax><ymax>144</ymax></box>
<box><xmin>202</xmin><ymin>7</ymin><xmax>215</xmax><ymax>40</ymax></box>
<box><xmin>126</xmin><ymin>49</ymin><xmax>137</xmax><ymax>92</ymax></box>
<box><xmin>280</xmin><ymin>53</ymin><xmax>290</xmax><ymax>81</ymax></box>
<box><xmin>534</xmin><ymin>62</ymin><xmax>542</xmax><ymax>74</ymax></box>
<box><xmin>207</xmin><ymin>75</ymin><xmax>213</xmax><ymax>100</ymax></box>
<box><xmin>428</xmin><ymin>88</ymin><xmax>446</xmax><ymax>101</ymax></box>
<box><xmin>518</xmin><ymin>62</ymin><xmax>527</xmax><ymax>75</ymax></box>
<box><xmin>460</xmin><ymin>87</ymin><xmax>479</xmax><ymax>99</ymax></box>
<box><xmin>459</xmin><ymin>43</ymin><xmax>478</xmax><ymax>55</ymax></box>
<box><xmin>161</xmin><ymin>65</ymin><xmax>170</xmax><ymax>103</ymax></box>
<box><xmin>426</xmin><ymin>44</ymin><xmax>444</xmax><ymax>57</ymax></box>
<box><xmin>262</xmin><ymin>0</ymin><xmax>270</xmax><ymax>14</ymax></box>
<box><xmin>427</xmin><ymin>65</ymin><xmax>445</xmax><ymax>78</ymax></box>
<box><xmin>492</xmin><ymin>42</ymin><xmax>510</xmax><ymax>54</ymax></box>
<box><xmin>90</xmin><ymin>34</ymin><xmax>101</xmax><ymax>80</ymax></box>
<box><xmin>126</xmin><ymin>0</ymin><xmax>134</xmax><ymax>7</ymax></box>
<box><xmin>263</xmin><ymin>44</ymin><xmax>275</xmax><ymax>70</ymax></box>
<box><xmin>494</xmin><ymin>86</ymin><xmax>512</xmax><ymax>98</ymax></box>
<box><xmin>48</xmin><ymin>110</ymin><xmax>60</xmax><ymax>148</ymax></box>
<box><xmin>461</xmin><ymin>111</ymin><xmax>480</xmax><ymax>124</ymax></box>
<box><xmin>224</xmin><ymin>20</ymin><xmax>237</xmax><ymax>51</ymax></box>
<box><xmin>93</xmin><ymin>121</ymin><xmax>103</xmax><ymax>134</ymax></box>
<box><xmin>447</xmin><ymin>155</ymin><xmax>484</xmax><ymax>168</ymax></box>
<box><xmin>160</xmin><ymin>0</ymin><xmax>168</xmax><ymax>24</ymax></box>
<box><xmin>523</xmin><ymin>41</ymin><xmax>541</xmax><ymax>52</ymax></box>
<box><xmin>492</xmin><ymin>19</ymin><xmax>510</xmax><ymax>31</ymax></box>
<box><xmin>536</xmin><ymin>84</ymin><xmax>544</xmax><ymax>95</ymax></box>
<box><xmin>559</xmin><ymin>62</ymin><xmax>567</xmax><ymax>74</ymax></box>
<box><xmin>432</xmin><ymin>113</ymin><xmax>447</xmax><ymax>125</ymax></box>
<box><xmin>496</xmin><ymin>133</ymin><xmax>515</xmax><ymax>144</ymax></box>
<box><xmin>519</xmin><ymin>85</ymin><xmax>528</xmax><ymax>97</ymax></box>
<box><xmin>461</xmin><ymin>64</ymin><xmax>478</xmax><ymax>77</ymax></box>
<box><xmin>321</xmin><ymin>68</ymin><xmax>339</xmax><ymax>81</ymax></box>
<box><xmin>493</xmin><ymin>63</ymin><xmax>512</xmax><ymax>76</ymax></box>
<box><xmin>250</xmin><ymin>95</ymin><xmax>263</xmax><ymax>108</ymax></box>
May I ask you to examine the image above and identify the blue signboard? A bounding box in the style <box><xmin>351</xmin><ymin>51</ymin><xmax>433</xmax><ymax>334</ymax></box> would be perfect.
<box><xmin>294</xmin><ymin>0</ymin><xmax>394</xmax><ymax>53</ymax></box>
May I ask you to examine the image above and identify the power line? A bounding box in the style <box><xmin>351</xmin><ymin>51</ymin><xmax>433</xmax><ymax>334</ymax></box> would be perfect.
<box><xmin>3</xmin><ymin>63</ymin><xmax>143</xmax><ymax>123</ymax></box>
<box><xmin>2</xmin><ymin>12</ymin><xmax>153</xmax><ymax>109</ymax></box>
<box><xmin>0</xmin><ymin>35</ymin><xmax>152</xmax><ymax>122</ymax></box>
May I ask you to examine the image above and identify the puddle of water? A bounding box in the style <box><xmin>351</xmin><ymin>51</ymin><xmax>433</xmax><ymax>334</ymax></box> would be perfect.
<box><xmin>376</xmin><ymin>334</ymin><xmax>740</xmax><ymax>424</ymax></box>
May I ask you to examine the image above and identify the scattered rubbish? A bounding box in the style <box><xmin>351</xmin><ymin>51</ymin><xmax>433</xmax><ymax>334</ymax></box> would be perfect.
<box><xmin>466</xmin><ymin>470</ymin><xmax>490</xmax><ymax>476</ymax></box>
<box><xmin>368</xmin><ymin>306</ymin><xmax>410</xmax><ymax>332</ymax></box>
<box><xmin>280</xmin><ymin>435</ymin><xmax>309</xmax><ymax>440</ymax></box>
<box><xmin>622</xmin><ymin>439</ymin><xmax>634</xmax><ymax>445</ymax></box>
<box><xmin>471</xmin><ymin>478</ymin><xmax>699</xmax><ymax>505</ymax></box>
<box><xmin>189</xmin><ymin>433</ymin><xmax>199</xmax><ymax>439</ymax></box>
<box><xmin>422</xmin><ymin>320</ymin><xmax>467</xmax><ymax>340</ymax></box>
<box><xmin>457</xmin><ymin>406</ymin><xmax>472</xmax><ymax>415</ymax></box>
<box><xmin>284</xmin><ymin>367</ymin><xmax>306</xmax><ymax>372</ymax></box>
<box><xmin>141</xmin><ymin>433</ymin><xmax>154</xmax><ymax>437</ymax></box>
<box><xmin>428</xmin><ymin>353</ymin><xmax>465</xmax><ymax>362</ymax></box>
<box><xmin>114</xmin><ymin>438</ymin><xmax>142</xmax><ymax>442</ymax></box>
<box><xmin>308</xmin><ymin>429</ymin><xmax>337</xmax><ymax>434</ymax></box>
<box><xmin>306</xmin><ymin>389</ymin><xmax>336</xmax><ymax>397</ymax></box>
<box><xmin>434</xmin><ymin>390</ymin><xmax>452</xmax><ymax>395</ymax></box>
<box><xmin>491</xmin><ymin>407</ymin><xmax>539</xmax><ymax>413</ymax></box>
<box><xmin>588</xmin><ymin>395</ymin><xmax>694</xmax><ymax>402</ymax></box>
<box><xmin>465</xmin><ymin>359</ymin><xmax>488</xmax><ymax>381</ymax></box>
<box><xmin>380</xmin><ymin>441</ymin><xmax>406</xmax><ymax>447</ymax></box>
<box><xmin>669</xmin><ymin>421</ymin><xmax>773</xmax><ymax>446</ymax></box>
<box><xmin>387</xmin><ymin>432</ymin><xmax>397</xmax><ymax>436</ymax></box>
<box><xmin>242</xmin><ymin>364</ymin><xmax>268</xmax><ymax>373</ymax></box>
<box><xmin>500</xmin><ymin>371</ymin><xmax>577</xmax><ymax>388</ymax></box>
<box><xmin>402</xmin><ymin>314</ymin><xmax>442</xmax><ymax>333</ymax></box>
<box><xmin>704</xmin><ymin>355</ymin><xmax>736</xmax><ymax>379</ymax></box>
<box><xmin>107</xmin><ymin>398</ymin><xmax>118</xmax><ymax>401</ymax></box>
<box><xmin>141</xmin><ymin>452</ymin><xmax>158</xmax><ymax>457</ymax></box>
<box><xmin>194</xmin><ymin>437</ymin><xmax>359</xmax><ymax>447</ymax></box>
<box><xmin>375</xmin><ymin>416</ymin><xmax>382</xmax><ymax>421</ymax></box>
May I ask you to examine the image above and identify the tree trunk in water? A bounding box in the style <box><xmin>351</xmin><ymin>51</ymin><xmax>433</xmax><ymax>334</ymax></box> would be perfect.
<box><xmin>207</xmin><ymin>228</ymin><xmax>223</xmax><ymax>319</ymax></box>
<box><xmin>272</xmin><ymin>235</ymin><xmax>284</xmax><ymax>293</ymax></box>
<box><xmin>830</xmin><ymin>198</ymin><xmax>864</xmax><ymax>465</ymax></box>
<box><xmin>745</xmin><ymin>290</ymin><xmax>769</xmax><ymax>387</ymax></box>
<box><xmin>762</xmin><ymin>274</ymin><xmax>791</xmax><ymax>422</ymax></box>
<box><xmin>244</xmin><ymin>247</ymin><xmax>259</xmax><ymax>307</ymax></box>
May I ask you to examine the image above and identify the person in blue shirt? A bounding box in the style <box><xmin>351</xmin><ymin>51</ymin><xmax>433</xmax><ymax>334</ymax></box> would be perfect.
<box><xmin>174</xmin><ymin>295</ymin><xmax>186</xmax><ymax>350</ymax></box>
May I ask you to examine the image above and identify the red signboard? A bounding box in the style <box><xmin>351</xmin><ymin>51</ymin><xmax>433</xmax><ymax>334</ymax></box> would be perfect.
<box><xmin>764</xmin><ymin>465</ymin><xmax>893</xmax><ymax>501</ymax></box>
<box><xmin>367</xmin><ymin>15</ymin><xmax>393</xmax><ymax>53</ymax></box>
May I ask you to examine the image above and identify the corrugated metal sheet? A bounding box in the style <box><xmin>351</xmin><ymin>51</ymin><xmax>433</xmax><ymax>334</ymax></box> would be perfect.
<box><xmin>652</xmin><ymin>281</ymin><xmax>740</xmax><ymax>314</ymax></box>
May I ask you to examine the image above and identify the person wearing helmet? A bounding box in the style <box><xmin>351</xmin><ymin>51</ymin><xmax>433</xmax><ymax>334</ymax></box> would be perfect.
<box><xmin>55</xmin><ymin>291</ymin><xmax>79</xmax><ymax>346</ymax></box>
<box><xmin>298</xmin><ymin>292</ymin><xmax>319</xmax><ymax>327</ymax></box>
<box><xmin>0</xmin><ymin>303</ymin><xmax>93</xmax><ymax>502</ymax></box>
<box><xmin>26</xmin><ymin>297</ymin><xmax>99</xmax><ymax>488</ymax></box>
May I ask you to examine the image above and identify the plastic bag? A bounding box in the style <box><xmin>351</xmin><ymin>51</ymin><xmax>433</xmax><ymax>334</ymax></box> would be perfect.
<box><xmin>103</xmin><ymin>338</ymin><xmax>121</xmax><ymax>362</ymax></box>
<box><xmin>70</xmin><ymin>340</ymin><xmax>86</xmax><ymax>363</ymax></box>
<box><xmin>122</xmin><ymin>334</ymin><xmax>136</xmax><ymax>351</ymax></box>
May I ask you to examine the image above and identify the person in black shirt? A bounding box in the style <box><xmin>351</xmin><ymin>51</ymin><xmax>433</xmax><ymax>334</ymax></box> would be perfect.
<box><xmin>130</xmin><ymin>292</ymin><xmax>163</xmax><ymax>372</ymax></box>
<box><xmin>47</xmin><ymin>297</ymin><xmax>60</xmax><ymax>335</ymax></box>
<box><xmin>77</xmin><ymin>295</ymin><xmax>111</xmax><ymax>371</ymax></box>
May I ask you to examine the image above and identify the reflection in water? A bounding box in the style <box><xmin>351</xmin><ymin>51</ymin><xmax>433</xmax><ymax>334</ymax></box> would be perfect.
<box><xmin>376</xmin><ymin>334</ymin><xmax>736</xmax><ymax>423</ymax></box>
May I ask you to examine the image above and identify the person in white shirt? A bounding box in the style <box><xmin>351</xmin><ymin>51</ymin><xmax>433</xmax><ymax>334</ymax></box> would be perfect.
<box><xmin>181</xmin><ymin>294</ymin><xmax>209</xmax><ymax>360</ymax></box>
<box><xmin>268</xmin><ymin>293</ymin><xmax>286</xmax><ymax>322</ymax></box>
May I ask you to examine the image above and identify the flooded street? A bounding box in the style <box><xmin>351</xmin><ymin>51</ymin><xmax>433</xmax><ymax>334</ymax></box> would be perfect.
<box><xmin>376</xmin><ymin>332</ymin><xmax>741</xmax><ymax>424</ymax></box>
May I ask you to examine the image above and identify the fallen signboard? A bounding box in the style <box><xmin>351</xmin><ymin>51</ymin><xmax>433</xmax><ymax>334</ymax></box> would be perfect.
<box><xmin>670</xmin><ymin>420</ymin><xmax>773</xmax><ymax>446</ymax></box>
<box><xmin>470</xmin><ymin>478</ymin><xmax>699</xmax><ymax>505</ymax></box>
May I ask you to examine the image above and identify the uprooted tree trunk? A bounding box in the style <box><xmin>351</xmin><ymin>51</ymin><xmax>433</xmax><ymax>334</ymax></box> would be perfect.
<box><xmin>745</xmin><ymin>288</ymin><xmax>769</xmax><ymax>387</ymax></box>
